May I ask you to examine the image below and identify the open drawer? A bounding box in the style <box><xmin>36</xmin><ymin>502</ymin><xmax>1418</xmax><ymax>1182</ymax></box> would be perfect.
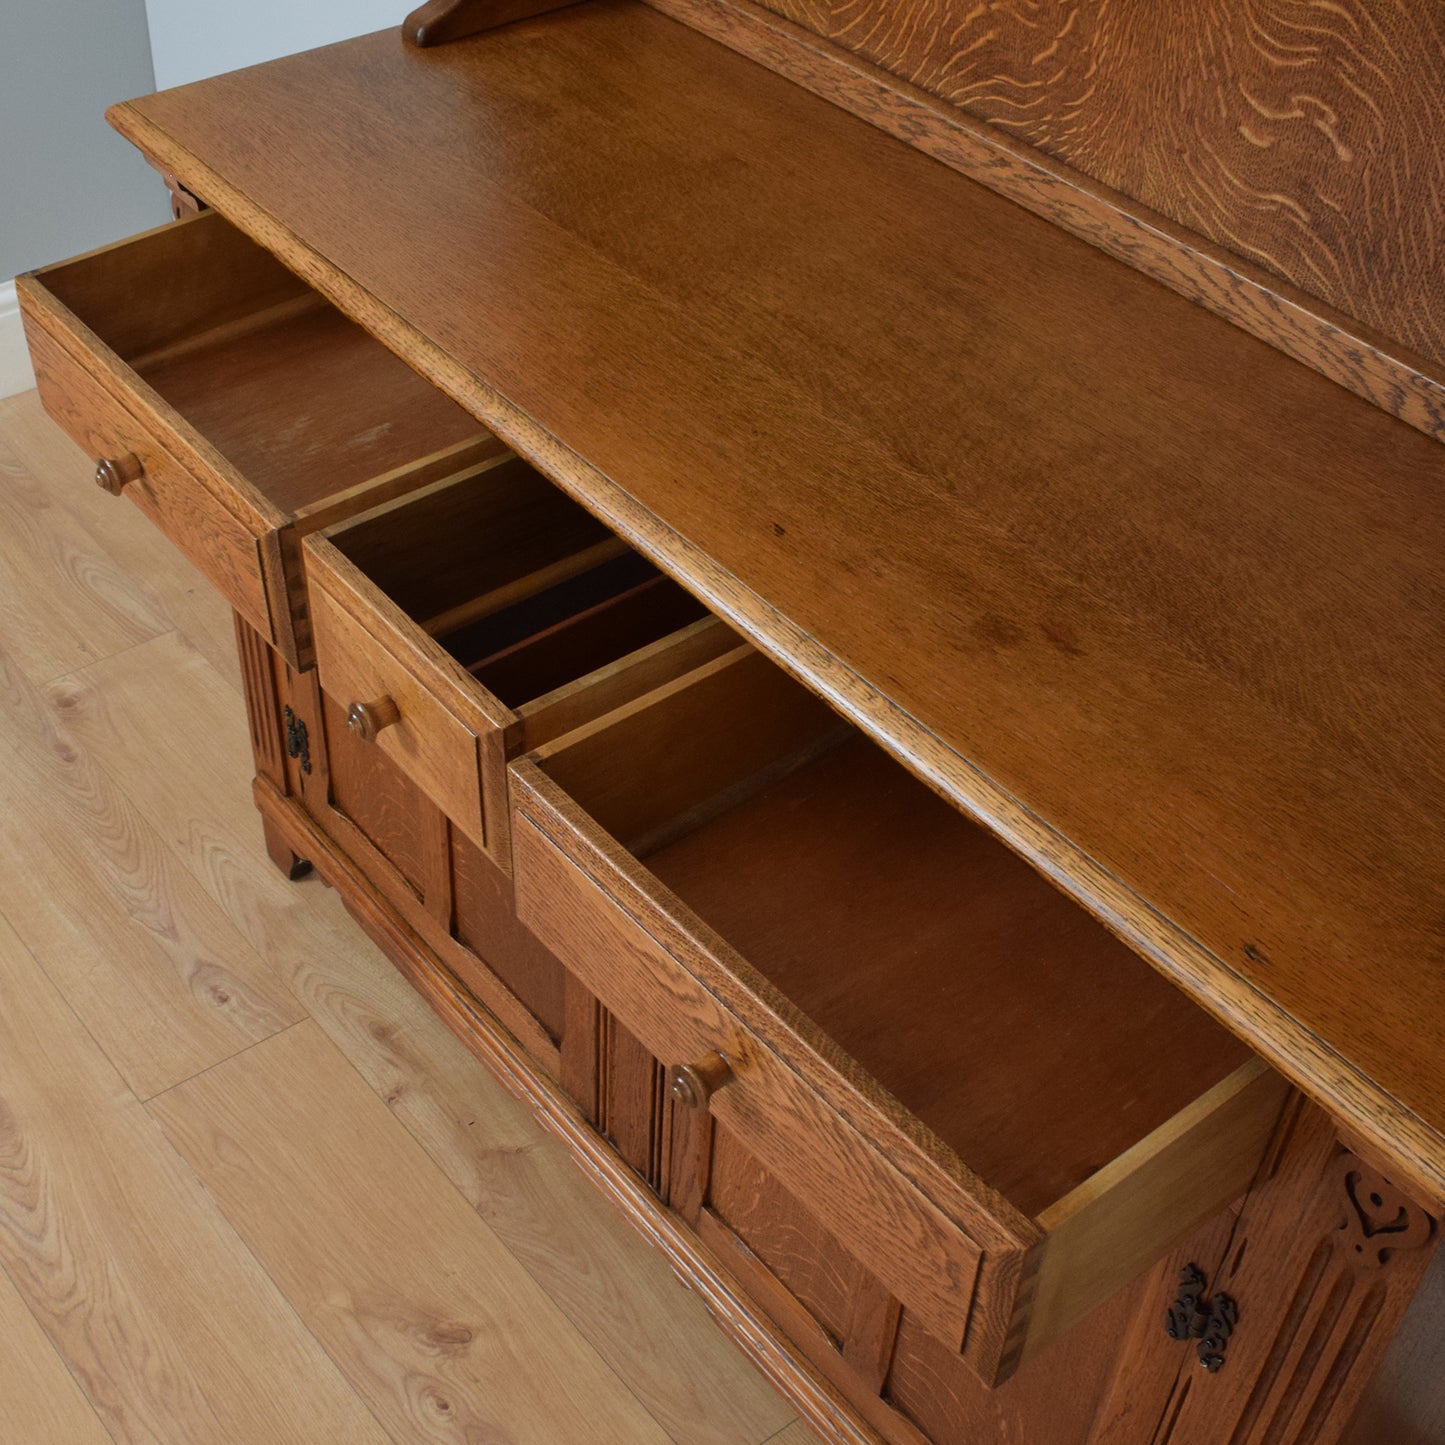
<box><xmin>304</xmin><ymin>452</ymin><xmax>739</xmax><ymax>865</ymax></box>
<box><xmin>510</xmin><ymin>645</ymin><xmax>1290</xmax><ymax>1387</ymax></box>
<box><xmin>17</xmin><ymin>210</ymin><xmax>493</xmax><ymax>667</ymax></box>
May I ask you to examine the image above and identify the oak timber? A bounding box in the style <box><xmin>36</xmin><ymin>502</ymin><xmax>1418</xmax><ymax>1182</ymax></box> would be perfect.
<box><xmin>649</xmin><ymin>0</ymin><xmax>1445</xmax><ymax>445</ymax></box>
<box><xmin>0</xmin><ymin>1268</ymin><xmax>113</xmax><ymax>1445</ymax></box>
<box><xmin>0</xmin><ymin>913</ymin><xmax>389</xmax><ymax>1444</ymax></box>
<box><xmin>148</xmin><ymin>1020</ymin><xmax>680</xmax><ymax>1444</ymax></box>
<box><xmin>106</xmin><ymin>0</ymin><xmax>1445</xmax><ymax>1206</ymax></box>
<box><xmin>737</xmin><ymin>0</ymin><xmax>1445</xmax><ymax>377</ymax></box>
<box><xmin>252</xmin><ymin>773</ymin><xmax>863</xmax><ymax>1445</ymax></box>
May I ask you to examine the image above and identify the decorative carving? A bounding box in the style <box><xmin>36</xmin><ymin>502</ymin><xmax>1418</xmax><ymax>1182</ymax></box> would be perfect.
<box><xmin>1196</xmin><ymin>1292</ymin><xmax>1237</xmax><ymax>1373</ymax></box>
<box><xmin>1332</xmin><ymin>1154</ymin><xmax>1434</xmax><ymax>1271</ymax></box>
<box><xmin>1165</xmin><ymin>1264</ymin><xmax>1238</xmax><ymax>1372</ymax></box>
<box><xmin>1165</xmin><ymin>1264</ymin><xmax>1209</xmax><ymax>1341</ymax></box>
<box><xmin>283</xmin><ymin>705</ymin><xmax>312</xmax><ymax>775</ymax></box>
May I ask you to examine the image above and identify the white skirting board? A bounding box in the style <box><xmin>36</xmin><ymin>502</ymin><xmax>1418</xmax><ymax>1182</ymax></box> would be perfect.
<box><xmin>0</xmin><ymin>281</ymin><xmax>36</xmax><ymax>399</ymax></box>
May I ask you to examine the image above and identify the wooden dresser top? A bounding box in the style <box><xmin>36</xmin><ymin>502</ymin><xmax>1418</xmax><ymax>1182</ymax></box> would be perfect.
<box><xmin>110</xmin><ymin>0</ymin><xmax>1445</xmax><ymax>1203</ymax></box>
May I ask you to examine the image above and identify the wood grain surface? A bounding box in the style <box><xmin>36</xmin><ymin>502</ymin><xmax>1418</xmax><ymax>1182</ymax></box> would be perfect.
<box><xmin>0</xmin><ymin>423</ymin><xmax>170</xmax><ymax>683</ymax></box>
<box><xmin>645</xmin><ymin>731</ymin><xmax>1253</xmax><ymax>1214</ymax></box>
<box><xmin>0</xmin><ymin>916</ymin><xmax>389</xmax><ymax>1444</ymax></box>
<box><xmin>253</xmin><ymin>775</ymin><xmax>868</xmax><ymax>1445</ymax></box>
<box><xmin>0</xmin><ymin>647</ymin><xmax>303</xmax><ymax>1098</ymax></box>
<box><xmin>0</xmin><ymin>1266</ymin><xmax>113</xmax><ymax>1445</ymax></box>
<box><xmin>149</xmin><ymin>1020</ymin><xmax>678</xmax><ymax>1444</ymax></box>
<box><xmin>513</xmin><ymin>801</ymin><xmax>999</xmax><ymax>1355</ymax></box>
<box><xmin>99</xmin><ymin>625</ymin><xmax>795</xmax><ymax>1445</ymax></box>
<box><xmin>743</xmin><ymin>0</ymin><xmax>1445</xmax><ymax>371</ymax></box>
<box><xmin>108</xmin><ymin>2</ymin><xmax>1445</xmax><ymax>1206</ymax></box>
<box><xmin>644</xmin><ymin>0</ymin><xmax>1445</xmax><ymax>447</ymax></box>
<box><xmin>308</xmin><ymin>551</ymin><xmax>490</xmax><ymax>846</ymax></box>
<box><xmin>24</xmin><ymin>316</ymin><xmax>276</xmax><ymax>635</ymax></box>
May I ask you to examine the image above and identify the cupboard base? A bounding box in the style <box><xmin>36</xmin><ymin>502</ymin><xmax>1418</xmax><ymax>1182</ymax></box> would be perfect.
<box><xmin>248</xmin><ymin>767</ymin><xmax>1443</xmax><ymax>1445</ymax></box>
<box><xmin>251</xmin><ymin>774</ymin><xmax>881</xmax><ymax>1445</ymax></box>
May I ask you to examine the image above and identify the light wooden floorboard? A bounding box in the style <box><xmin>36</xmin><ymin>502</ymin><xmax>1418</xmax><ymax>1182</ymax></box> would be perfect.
<box><xmin>0</xmin><ymin>643</ymin><xmax>304</xmax><ymax>1098</ymax></box>
<box><xmin>334</xmin><ymin>985</ymin><xmax>800</xmax><ymax>1445</ymax></box>
<box><xmin>0</xmin><ymin>1263</ymin><xmax>114</xmax><ymax>1445</ymax></box>
<box><xmin>0</xmin><ymin>914</ymin><xmax>390</xmax><ymax>1445</ymax></box>
<box><xmin>766</xmin><ymin>1423</ymin><xmax>830</xmax><ymax>1445</ymax></box>
<box><xmin>0</xmin><ymin>386</ymin><xmax>807</xmax><ymax>1442</ymax></box>
<box><xmin>0</xmin><ymin>429</ymin><xmax>169</xmax><ymax>687</ymax></box>
<box><xmin>150</xmin><ymin>1019</ymin><xmax>677</xmax><ymax>1445</ymax></box>
<box><xmin>0</xmin><ymin>392</ymin><xmax>241</xmax><ymax>690</ymax></box>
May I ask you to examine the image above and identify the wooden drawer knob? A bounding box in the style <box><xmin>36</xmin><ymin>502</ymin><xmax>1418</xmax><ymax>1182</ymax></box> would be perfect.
<box><xmin>94</xmin><ymin>452</ymin><xmax>144</xmax><ymax>495</ymax></box>
<box><xmin>669</xmin><ymin>1051</ymin><xmax>733</xmax><ymax>1110</ymax></box>
<box><xmin>346</xmin><ymin>696</ymin><xmax>401</xmax><ymax>741</ymax></box>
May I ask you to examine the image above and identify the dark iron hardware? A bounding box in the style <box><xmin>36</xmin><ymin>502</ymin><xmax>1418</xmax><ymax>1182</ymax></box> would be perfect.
<box><xmin>1196</xmin><ymin>1292</ymin><xmax>1238</xmax><ymax>1373</ymax></box>
<box><xmin>283</xmin><ymin>706</ymin><xmax>312</xmax><ymax>775</ymax></box>
<box><xmin>1165</xmin><ymin>1264</ymin><xmax>1209</xmax><ymax>1341</ymax></box>
<box><xmin>1165</xmin><ymin>1264</ymin><xmax>1238</xmax><ymax>1372</ymax></box>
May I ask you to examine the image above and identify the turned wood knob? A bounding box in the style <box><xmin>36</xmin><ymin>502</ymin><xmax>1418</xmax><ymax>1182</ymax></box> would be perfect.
<box><xmin>668</xmin><ymin>1051</ymin><xmax>733</xmax><ymax>1110</ymax></box>
<box><xmin>94</xmin><ymin>452</ymin><xmax>144</xmax><ymax>495</ymax></box>
<box><xmin>346</xmin><ymin>696</ymin><xmax>401</xmax><ymax>741</ymax></box>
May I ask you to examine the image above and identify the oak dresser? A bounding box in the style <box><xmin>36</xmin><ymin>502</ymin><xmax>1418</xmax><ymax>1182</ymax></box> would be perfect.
<box><xmin>17</xmin><ymin>1</ymin><xmax>1445</xmax><ymax>1440</ymax></box>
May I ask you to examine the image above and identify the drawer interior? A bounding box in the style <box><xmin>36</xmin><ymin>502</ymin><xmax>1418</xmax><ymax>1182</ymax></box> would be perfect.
<box><xmin>37</xmin><ymin>212</ymin><xmax>486</xmax><ymax>521</ymax></box>
<box><xmin>531</xmin><ymin>648</ymin><xmax>1256</xmax><ymax>1221</ymax></box>
<box><xmin>327</xmin><ymin>457</ymin><xmax>721</xmax><ymax>732</ymax></box>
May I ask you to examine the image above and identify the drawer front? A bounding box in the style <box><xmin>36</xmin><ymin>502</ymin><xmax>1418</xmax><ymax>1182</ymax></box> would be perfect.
<box><xmin>511</xmin><ymin>642</ymin><xmax>1291</xmax><ymax>1385</ymax></box>
<box><xmin>512</xmin><ymin>804</ymin><xmax>989</xmax><ymax>1353</ymax></box>
<box><xmin>25</xmin><ymin>317</ymin><xmax>275</xmax><ymax>638</ymax></box>
<box><xmin>307</xmin><ymin>550</ymin><xmax>494</xmax><ymax>852</ymax></box>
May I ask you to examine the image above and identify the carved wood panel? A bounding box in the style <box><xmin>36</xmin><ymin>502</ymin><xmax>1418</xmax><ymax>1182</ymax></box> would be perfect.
<box><xmin>451</xmin><ymin>828</ymin><xmax>568</xmax><ymax>1045</ymax></box>
<box><xmin>747</xmin><ymin>0</ymin><xmax>1445</xmax><ymax>368</ymax></box>
<box><xmin>235</xmin><ymin>614</ymin><xmax>285</xmax><ymax>789</ymax></box>
<box><xmin>1141</xmin><ymin>1098</ymin><xmax>1438</xmax><ymax>1445</ymax></box>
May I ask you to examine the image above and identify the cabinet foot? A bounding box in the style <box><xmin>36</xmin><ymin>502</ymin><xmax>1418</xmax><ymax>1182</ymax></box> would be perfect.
<box><xmin>263</xmin><ymin>815</ymin><xmax>312</xmax><ymax>881</ymax></box>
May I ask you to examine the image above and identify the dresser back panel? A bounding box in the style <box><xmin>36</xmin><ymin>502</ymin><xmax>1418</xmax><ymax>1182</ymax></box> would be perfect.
<box><xmin>743</xmin><ymin>0</ymin><xmax>1445</xmax><ymax>370</ymax></box>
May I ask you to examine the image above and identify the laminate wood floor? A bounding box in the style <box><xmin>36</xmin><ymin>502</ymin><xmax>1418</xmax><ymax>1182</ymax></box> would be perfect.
<box><xmin>0</xmin><ymin>389</ymin><xmax>817</xmax><ymax>1445</ymax></box>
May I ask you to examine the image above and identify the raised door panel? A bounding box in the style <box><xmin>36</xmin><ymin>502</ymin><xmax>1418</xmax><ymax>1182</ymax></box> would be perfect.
<box><xmin>451</xmin><ymin>828</ymin><xmax>568</xmax><ymax>1047</ymax></box>
<box><xmin>666</xmin><ymin>1103</ymin><xmax>1146</xmax><ymax>1445</ymax></box>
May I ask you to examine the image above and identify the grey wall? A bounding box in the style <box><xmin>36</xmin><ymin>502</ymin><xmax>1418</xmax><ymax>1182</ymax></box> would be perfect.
<box><xmin>144</xmin><ymin>0</ymin><xmax>401</xmax><ymax>90</ymax></box>
<box><xmin>1</xmin><ymin>0</ymin><xmax>170</xmax><ymax>280</ymax></box>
